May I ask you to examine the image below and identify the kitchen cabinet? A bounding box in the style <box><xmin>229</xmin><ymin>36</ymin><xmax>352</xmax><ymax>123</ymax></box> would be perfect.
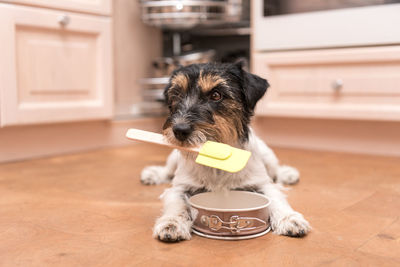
<box><xmin>0</xmin><ymin>0</ymin><xmax>111</xmax><ymax>15</ymax></box>
<box><xmin>0</xmin><ymin>4</ymin><xmax>113</xmax><ymax>126</ymax></box>
<box><xmin>250</xmin><ymin>1</ymin><xmax>400</xmax><ymax>156</ymax></box>
<box><xmin>253</xmin><ymin>46</ymin><xmax>400</xmax><ymax>121</ymax></box>
<box><xmin>252</xmin><ymin>0</ymin><xmax>400</xmax><ymax>121</ymax></box>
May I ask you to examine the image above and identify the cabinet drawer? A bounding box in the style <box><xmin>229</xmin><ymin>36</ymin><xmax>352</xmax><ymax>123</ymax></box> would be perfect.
<box><xmin>253</xmin><ymin>46</ymin><xmax>400</xmax><ymax>120</ymax></box>
<box><xmin>0</xmin><ymin>0</ymin><xmax>111</xmax><ymax>15</ymax></box>
<box><xmin>0</xmin><ymin>4</ymin><xmax>113</xmax><ymax>126</ymax></box>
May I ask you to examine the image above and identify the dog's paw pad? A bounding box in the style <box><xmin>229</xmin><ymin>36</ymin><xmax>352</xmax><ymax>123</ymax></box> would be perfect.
<box><xmin>153</xmin><ymin>216</ymin><xmax>191</xmax><ymax>242</ymax></box>
<box><xmin>140</xmin><ymin>166</ymin><xmax>168</xmax><ymax>185</ymax></box>
<box><xmin>273</xmin><ymin>212</ymin><xmax>310</xmax><ymax>238</ymax></box>
<box><xmin>276</xmin><ymin>165</ymin><xmax>300</xmax><ymax>185</ymax></box>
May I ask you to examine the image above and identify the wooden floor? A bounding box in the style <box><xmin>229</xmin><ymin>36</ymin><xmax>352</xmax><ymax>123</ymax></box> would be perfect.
<box><xmin>0</xmin><ymin>144</ymin><xmax>399</xmax><ymax>266</ymax></box>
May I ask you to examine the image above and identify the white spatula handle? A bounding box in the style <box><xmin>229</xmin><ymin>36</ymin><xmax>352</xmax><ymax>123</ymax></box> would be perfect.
<box><xmin>125</xmin><ymin>129</ymin><xmax>200</xmax><ymax>153</ymax></box>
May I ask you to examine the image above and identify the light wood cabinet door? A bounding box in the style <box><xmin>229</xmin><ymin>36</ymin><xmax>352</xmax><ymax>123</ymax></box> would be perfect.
<box><xmin>253</xmin><ymin>46</ymin><xmax>400</xmax><ymax>121</ymax></box>
<box><xmin>0</xmin><ymin>0</ymin><xmax>111</xmax><ymax>15</ymax></box>
<box><xmin>0</xmin><ymin>4</ymin><xmax>113</xmax><ymax>126</ymax></box>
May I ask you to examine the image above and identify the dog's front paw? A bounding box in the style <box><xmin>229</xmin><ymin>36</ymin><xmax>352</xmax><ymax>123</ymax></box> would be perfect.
<box><xmin>153</xmin><ymin>215</ymin><xmax>192</xmax><ymax>242</ymax></box>
<box><xmin>140</xmin><ymin>166</ymin><xmax>170</xmax><ymax>185</ymax></box>
<box><xmin>276</xmin><ymin>165</ymin><xmax>300</xmax><ymax>185</ymax></box>
<box><xmin>272</xmin><ymin>212</ymin><xmax>310</xmax><ymax>237</ymax></box>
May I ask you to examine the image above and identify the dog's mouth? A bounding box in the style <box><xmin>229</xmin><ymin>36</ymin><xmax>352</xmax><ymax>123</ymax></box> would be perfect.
<box><xmin>163</xmin><ymin>126</ymin><xmax>208</xmax><ymax>148</ymax></box>
<box><xmin>166</xmin><ymin>137</ymin><xmax>193</xmax><ymax>148</ymax></box>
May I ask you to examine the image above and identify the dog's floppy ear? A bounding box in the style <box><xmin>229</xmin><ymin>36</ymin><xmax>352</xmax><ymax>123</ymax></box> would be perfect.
<box><xmin>163</xmin><ymin>69</ymin><xmax>179</xmax><ymax>106</ymax></box>
<box><xmin>163</xmin><ymin>82</ymin><xmax>171</xmax><ymax>106</ymax></box>
<box><xmin>235</xmin><ymin>62</ymin><xmax>269</xmax><ymax>111</ymax></box>
<box><xmin>163</xmin><ymin>78</ymin><xmax>173</xmax><ymax>108</ymax></box>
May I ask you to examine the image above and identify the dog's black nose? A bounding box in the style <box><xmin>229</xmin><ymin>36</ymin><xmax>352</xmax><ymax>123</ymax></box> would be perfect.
<box><xmin>172</xmin><ymin>123</ymin><xmax>192</xmax><ymax>141</ymax></box>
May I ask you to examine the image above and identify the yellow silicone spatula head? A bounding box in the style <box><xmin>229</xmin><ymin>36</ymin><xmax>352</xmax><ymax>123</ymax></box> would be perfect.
<box><xmin>125</xmin><ymin>129</ymin><xmax>251</xmax><ymax>173</ymax></box>
<box><xmin>195</xmin><ymin>141</ymin><xmax>251</xmax><ymax>173</ymax></box>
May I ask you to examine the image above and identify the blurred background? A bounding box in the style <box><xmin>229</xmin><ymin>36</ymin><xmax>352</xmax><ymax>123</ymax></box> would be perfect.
<box><xmin>1</xmin><ymin>0</ymin><xmax>400</xmax><ymax>162</ymax></box>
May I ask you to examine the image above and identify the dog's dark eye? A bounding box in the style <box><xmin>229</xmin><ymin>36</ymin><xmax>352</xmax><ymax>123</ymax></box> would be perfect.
<box><xmin>210</xmin><ymin>91</ymin><xmax>222</xmax><ymax>101</ymax></box>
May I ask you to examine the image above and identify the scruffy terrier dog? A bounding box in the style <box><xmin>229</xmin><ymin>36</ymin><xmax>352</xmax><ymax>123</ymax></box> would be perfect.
<box><xmin>141</xmin><ymin>62</ymin><xmax>310</xmax><ymax>242</ymax></box>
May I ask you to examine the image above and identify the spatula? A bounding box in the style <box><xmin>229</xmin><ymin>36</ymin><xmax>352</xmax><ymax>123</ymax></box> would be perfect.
<box><xmin>125</xmin><ymin>128</ymin><xmax>251</xmax><ymax>173</ymax></box>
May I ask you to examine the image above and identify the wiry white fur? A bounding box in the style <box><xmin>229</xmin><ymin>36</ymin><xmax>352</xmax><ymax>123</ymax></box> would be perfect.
<box><xmin>152</xmin><ymin>187</ymin><xmax>192</xmax><ymax>241</ymax></box>
<box><xmin>141</xmin><ymin>150</ymin><xmax>178</xmax><ymax>185</ymax></box>
<box><xmin>276</xmin><ymin>165</ymin><xmax>300</xmax><ymax>185</ymax></box>
<box><xmin>142</xmin><ymin>129</ymin><xmax>310</xmax><ymax>241</ymax></box>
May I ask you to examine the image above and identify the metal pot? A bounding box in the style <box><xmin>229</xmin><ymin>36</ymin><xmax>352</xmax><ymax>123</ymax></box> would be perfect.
<box><xmin>140</xmin><ymin>0</ymin><xmax>243</xmax><ymax>29</ymax></box>
<box><xmin>152</xmin><ymin>49</ymin><xmax>216</xmax><ymax>77</ymax></box>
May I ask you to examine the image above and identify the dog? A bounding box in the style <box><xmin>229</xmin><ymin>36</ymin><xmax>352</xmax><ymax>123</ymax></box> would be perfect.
<box><xmin>140</xmin><ymin>62</ymin><xmax>310</xmax><ymax>242</ymax></box>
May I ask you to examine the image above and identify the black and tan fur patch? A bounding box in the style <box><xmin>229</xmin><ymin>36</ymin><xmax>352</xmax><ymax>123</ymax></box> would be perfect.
<box><xmin>197</xmin><ymin>70</ymin><xmax>227</xmax><ymax>93</ymax></box>
<box><xmin>170</xmin><ymin>73</ymin><xmax>189</xmax><ymax>92</ymax></box>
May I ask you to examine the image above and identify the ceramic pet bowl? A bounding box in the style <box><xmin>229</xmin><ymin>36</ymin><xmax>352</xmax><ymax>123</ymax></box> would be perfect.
<box><xmin>189</xmin><ymin>191</ymin><xmax>271</xmax><ymax>240</ymax></box>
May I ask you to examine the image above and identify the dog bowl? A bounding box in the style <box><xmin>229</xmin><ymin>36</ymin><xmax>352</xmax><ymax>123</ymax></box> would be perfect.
<box><xmin>189</xmin><ymin>191</ymin><xmax>271</xmax><ymax>240</ymax></box>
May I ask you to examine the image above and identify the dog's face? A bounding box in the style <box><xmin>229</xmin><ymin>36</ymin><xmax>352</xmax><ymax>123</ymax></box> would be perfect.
<box><xmin>163</xmin><ymin>62</ymin><xmax>269</xmax><ymax>147</ymax></box>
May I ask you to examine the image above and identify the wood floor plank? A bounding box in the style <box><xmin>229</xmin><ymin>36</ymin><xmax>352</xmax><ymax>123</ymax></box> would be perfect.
<box><xmin>0</xmin><ymin>144</ymin><xmax>399</xmax><ymax>266</ymax></box>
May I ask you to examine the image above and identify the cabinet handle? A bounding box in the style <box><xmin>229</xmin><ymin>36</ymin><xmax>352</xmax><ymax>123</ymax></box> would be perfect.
<box><xmin>57</xmin><ymin>14</ymin><xmax>70</xmax><ymax>26</ymax></box>
<box><xmin>332</xmin><ymin>79</ymin><xmax>343</xmax><ymax>91</ymax></box>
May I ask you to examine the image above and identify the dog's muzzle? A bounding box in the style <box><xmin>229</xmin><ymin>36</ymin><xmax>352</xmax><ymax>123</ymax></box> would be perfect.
<box><xmin>172</xmin><ymin>123</ymin><xmax>193</xmax><ymax>141</ymax></box>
